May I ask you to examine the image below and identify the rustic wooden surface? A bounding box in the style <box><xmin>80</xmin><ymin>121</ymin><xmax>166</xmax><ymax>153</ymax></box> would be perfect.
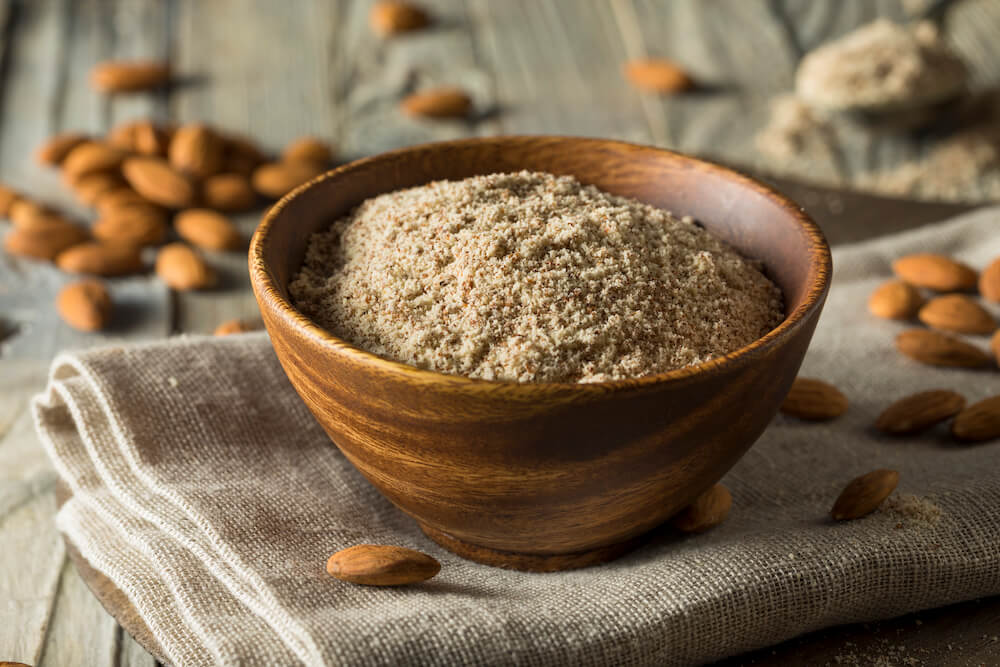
<box><xmin>1</xmin><ymin>0</ymin><xmax>999</xmax><ymax>665</ymax></box>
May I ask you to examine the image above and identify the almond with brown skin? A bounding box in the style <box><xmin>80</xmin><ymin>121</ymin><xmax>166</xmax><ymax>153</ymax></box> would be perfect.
<box><xmin>134</xmin><ymin>120</ymin><xmax>170</xmax><ymax>156</ymax></box>
<box><xmin>169</xmin><ymin>123</ymin><xmax>225</xmax><ymax>179</ymax></box>
<box><xmin>326</xmin><ymin>544</ymin><xmax>440</xmax><ymax>586</ymax></box>
<box><xmin>36</xmin><ymin>132</ymin><xmax>88</xmax><ymax>166</ymax></box>
<box><xmin>62</xmin><ymin>142</ymin><xmax>125</xmax><ymax>180</ymax></box>
<box><xmin>214</xmin><ymin>318</ymin><xmax>263</xmax><ymax>336</ymax></box>
<box><xmin>4</xmin><ymin>224</ymin><xmax>88</xmax><ymax>261</ymax></box>
<box><xmin>122</xmin><ymin>157</ymin><xmax>196</xmax><ymax>208</ymax></box>
<box><xmin>251</xmin><ymin>161</ymin><xmax>324</xmax><ymax>199</ymax></box>
<box><xmin>401</xmin><ymin>87</ymin><xmax>472</xmax><ymax>118</ymax></box>
<box><xmin>670</xmin><ymin>484</ymin><xmax>732</xmax><ymax>533</ymax></box>
<box><xmin>95</xmin><ymin>187</ymin><xmax>154</xmax><ymax>215</ymax></box>
<box><xmin>56</xmin><ymin>241</ymin><xmax>143</xmax><ymax>276</ymax></box>
<box><xmin>202</xmin><ymin>173</ymin><xmax>257</xmax><ymax>212</ymax></box>
<box><xmin>831</xmin><ymin>469</ymin><xmax>899</xmax><ymax>521</ymax></box>
<box><xmin>223</xmin><ymin>135</ymin><xmax>267</xmax><ymax>176</ymax></box>
<box><xmin>867</xmin><ymin>280</ymin><xmax>924</xmax><ymax>320</ymax></box>
<box><xmin>369</xmin><ymin>1</ymin><xmax>430</xmax><ymax>36</ymax></box>
<box><xmin>107</xmin><ymin>120</ymin><xmax>142</xmax><ymax>151</ymax></box>
<box><xmin>780</xmin><ymin>377</ymin><xmax>848</xmax><ymax>421</ymax></box>
<box><xmin>625</xmin><ymin>59</ymin><xmax>694</xmax><ymax>94</ymax></box>
<box><xmin>0</xmin><ymin>183</ymin><xmax>20</xmax><ymax>216</ymax></box>
<box><xmin>92</xmin><ymin>205</ymin><xmax>168</xmax><ymax>247</ymax></box>
<box><xmin>90</xmin><ymin>60</ymin><xmax>170</xmax><ymax>93</ymax></box>
<box><xmin>57</xmin><ymin>279</ymin><xmax>112</xmax><ymax>331</ymax></box>
<box><xmin>9</xmin><ymin>199</ymin><xmax>57</xmax><ymax>230</ymax></box>
<box><xmin>952</xmin><ymin>395</ymin><xmax>1000</xmax><ymax>442</ymax></box>
<box><xmin>874</xmin><ymin>390</ymin><xmax>966</xmax><ymax>435</ymax></box>
<box><xmin>72</xmin><ymin>171</ymin><xmax>126</xmax><ymax>206</ymax></box>
<box><xmin>918</xmin><ymin>294</ymin><xmax>996</xmax><ymax>334</ymax></box>
<box><xmin>282</xmin><ymin>137</ymin><xmax>333</xmax><ymax>165</ymax></box>
<box><xmin>155</xmin><ymin>243</ymin><xmax>214</xmax><ymax>290</ymax></box>
<box><xmin>892</xmin><ymin>253</ymin><xmax>977</xmax><ymax>292</ymax></box>
<box><xmin>895</xmin><ymin>329</ymin><xmax>992</xmax><ymax>368</ymax></box>
<box><xmin>175</xmin><ymin>209</ymin><xmax>241</xmax><ymax>250</ymax></box>
<box><xmin>980</xmin><ymin>257</ymin><xmax>1000</xmax><ymax>303</ymax></box>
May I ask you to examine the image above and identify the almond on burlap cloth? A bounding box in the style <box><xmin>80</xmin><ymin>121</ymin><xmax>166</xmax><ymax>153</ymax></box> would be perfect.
<box><xmin>33</xmin><ymin>209</ymin><xmax>1000</xmax><ymax>666</ymax></box>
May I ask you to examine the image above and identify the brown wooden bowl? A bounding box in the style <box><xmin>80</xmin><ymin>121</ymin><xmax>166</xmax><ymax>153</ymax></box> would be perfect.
<box><xmin>249</xmin><ymin>136</ymin><xmax>832</xmax><ymax>571</ymax></box>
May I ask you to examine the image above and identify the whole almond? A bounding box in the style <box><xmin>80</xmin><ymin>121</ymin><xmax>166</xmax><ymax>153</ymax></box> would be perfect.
<box><xmin>9</xmin><ymin>199</ymin><xmax>56</xmax><ymax>230</ymax></box>
<box><xmin>369</xmin><ymin>1</ymin><xmax>430</xmax><ymax>36</ymax></box>
<box><xmin>57</xmin><ymin>279</ymin><xmax>112</xmax><ymax>331</ymax></box>
<box><xmin>96</xmin><ymin>187</ymin><xmax>154</xmax><ymax>215</ymax></box>
<box><xmin>951</xmin><ymin>395</ymin><xmax>1000</xmax><ymax>442</ymax></box>
<box><xmin>918</xmin><ymin>294</ymin><xmax>996</xmax><ymax>335</ymax></box>
<box><xmin>62</xmin><ymin>142</ymin><xmax>125</xmax><ymax>180</ymax></box>
<box><xmin>134</xmin><ymin>120</ymin><xmax>170</xmax><ymax>156</ymax></box>
<box><xmin>980</xmin><ymin>257</ymin><xmax>1000</xmax><ymax>303</ymax></box>
<box><xmin>401</xmin><ymin>87</ymin><xmax>472</xmax><ymax>118</ymax></box>
<box><xmin>92</xmin><ymin>206</ymin><xmax>168</xmax><ymax>247</ymax></box>
<box><xmin>326</xmin><ymin>544</ymin><xmax>440</xmax><ymax>586</ymax></box>
<box><xmin>36</xmin><ymin>132</ymin><xmax>88</xmax><ymax>166</ymax></box>
<box><xmin>625</xmin><ymin>59</ymin><xmax>694</xmax><ymax>94</ymax></box>
<box><xmin>780</xmin><ymin>377</ymin><xmax>848</xmax><ymax>421</ymax></box>
<box><xmin>56</xmin><ymin>241</ymin><xmax>143</xmax><ymax>276</ymax></box>
<box><xmin>223</xmin><ymin>135</ymin><xmax>266</xmax><ymax>175</ymax></box>
<box><xmin>892</xmin><ymin>253</ymin><xmax>977</xmax><ymax>292</ymax></box>
<box><xmin>72</xmin><ymin>171</ymin><xmax>125</xmax><ymax>206</ymax></box>
<box><xmin>202</xmin><ymin>173</ymin><xmax>257</xmax><ymax>212</ymax></box>
<box><xmin>155</xmin><ymin>243</ymin><xmax>214</xmax><ymax>290</ymax></box>
<box><xmin>874</xmin><ymin>390</ymin><xmax>966</xmax><ymax>435</ymax></box>
<box><xmin>670</xmin><ymin>483</ymin><xmax>732</xmax><ymax>533</ymax></box>
<box><xmin>107</xmin><ymin>120</ymin><xmax>142</xmax><ymax>151</ymax></box>
<box><xmin>895</xmin><ymin>329</ymin><xmax>992</xmax><ymax>368</ymax></box>
<box><xmin>214</xmin><ymin>318</ymin><xmax>264</xmax><ymax>336</ymax></box>
<box><xmin>90</xmin><ymin>60</ymin><xmax>170</xmax><ymax>93</ymax></box>
<box><xmin>251</xmin><ymin>161</ymin><xmax>324</xmax><ymax>199</ymax></box>
<box><xmin>867</xmin><ymin>280</ymin><xmax>924</xmax><ymax>320</ymax></box>
<box><xmin>282</xmin><ymin>137</ymin><xmax>333</xmax><ymax>165</ymax></box>
<box><xmin>175</xmin><ymin>209</ymin><xmax>241</xmax><ymax>251</ymax></box>
<box><xmin>169</xmin><ymin>123</ymin><xmax>224</xmax><ymax>179</ymax></box>
<box><xmin>0</xmin><ymin>183</ymin><xmax>20</xmax><ymax>216</ymax></box>
<box><xmin>831</xmin><ymin>469</ymin><xmax>899</xmax><ymax>520</ymax></box>
<box><xmin>4</xmin><ymin>224</ymin><xmax>88</xmax><ymax>261</ymax></box>
<box><xmin>123</xmin><ymin>157</ymin><xmax>196</xmax><ymax>208</ymax></box>
<box><xmin>10</xmin><ymin>210</ymin><xmax>78</xmax><ymax>235</ymax></box>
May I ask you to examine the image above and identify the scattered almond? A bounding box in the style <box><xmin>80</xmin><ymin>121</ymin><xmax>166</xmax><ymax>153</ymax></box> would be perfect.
<box><xmin>175</xmin><ymin>209</ymin><xmax>241</xmax><ymax>251</ymax></box>
<box><xmin>918</xmin><ymin>294</ymin><xmax>996</xmax><ymax>335</ymax></box>
<box><xmin>202</xmin><ymin>173</ymin><xmax>257</xmax><ymax>212</ymax></box>
<box><xmin>780</xmin><ymin>377</ymin><xmax>848</xmax><ymax>421</ymax></box>
<box><xmin>251</xmin><ymin>160</ymin><xmax>324</xmax><ymax>199</ymax></box>
<box><xmin>61</xmin><ymin>142</ymin><xmax>125</xmax><ymax>180</ymax></box>
<box><xmin>282</xmin><ymin>136</ymin><xmax>333</xmax><ymax>165</ymax></box>
<box><xmin>624</xmin><ymin>58</ymin><xmax>694</xmax><ymax>94</ymax></box>
<box><xmin>92</xmin><ymin>206</ymin><xmax>168</xmax><ymax>247</ymax></box>
<box><xmin>72</xmin><ymin>171</ymin><xmax>125</xmax><ymax>206</ymax></box>
<box><xmin>867</xmin><ymin>280</ymin><xmax>924</xmax><ymax>320</ymax></box>
<box><xmin>831</xmin><ymin>469</ymin><xmax>899</xmax><ymax>520</ymax></box>
<box><xmin>951</xmin><ymin>395</ymin><xmax>1000</xmax><ymax>442</ymax></box>
<box><xmin>892</xmin><ymin>253</ymin><xmax>977</xmax><ymax>292</ymax></box>
<box><xmin>56</xmin><ymin>241</ymin><xmax>143</xmax><ymax>276</ymax></box>
<box><xmin>90</xmin><ymin>60</ymin><xmax>170</xmax><ymax>93</ymax></box>
<box><xmin>895</xmin><ymin>329</ymin><xmax>992</xmax><ymax>368</ymax></box>
<box><xmin>35</xmin><ymin>132</ymin><xmax>88</xmax><ymax>166</ymax></box>
<box><xmin>155</xmin><ymin>243</ymin><xmax>214</xmax><ymax>290</ymax></box>
<box><xmin>134</xmin><ymin>120</ymin><xmax>170</xmax><ymax>156</ymax></box>
<box><xmin>670</xmin><ymin>484</ymin><xmax>732</xmax><ymax>533</ymax></box>
<box><xmin>223</xmin><ymin>135</ymin><xmax>266</xmax><ymax>176</ymax></box>
<box><xmin>0</xmin><ymin>183</ymin><xmax>20</xmax><ymax>216</ymax></box>
<box><xmin>169</xmin><ymin>123</ymin><xmax>224</xmax><ymax>179</ymax></box>
<box><xmin>401</xmin><ymin>87</ymin><xmax>472</xmax><ymax>118</ymax></box>
<box><xmin>107</xmin><ymin>120</ymin><xmax>141</xmax><ymax>151</ymax></box>
<box><xmin>980</xmin><ymin>257</ymin><xmax>1000</xmax><ymax>303</ymax></box>
<box><xmin>122</xmin><ymin>157</ymin><xmax>196</xmax><ymax>209</ymax></box>
<box><xmin>9</xmin><ymin>199</ymin><xmax>56</xmax><ymax>230</ymax></box>
<box><xmin>874</xmin><ymin>389</ymin><xmax>966</xmax><ymax>435</ymax></box>
<box><xmin>4</xmin><ymin>223</ymin><xmax>88</xmax><ymax>261</ymax></box>
<box><xmin>95</xmin><ymin>187</ymin><xmax>153</xmax><ymax>215</ymax></box>
<box><xmin>369</xmin><ymin>1</ymin><xmax>430</xmax><ymax>36</ymax></box>
<box><xmin>326</xmin><ymin>544</ymin><xmax>440</xmax><ymax>586</ymax></box>
<box><xmin>57</xmin><ymin>280</ymin><xmax>112</xmax><ymax>331</ymax></box>
<box><xmin>214</xmin><ymin>318</ymin><xmax>263</xmax><ymax>336</ymax></box>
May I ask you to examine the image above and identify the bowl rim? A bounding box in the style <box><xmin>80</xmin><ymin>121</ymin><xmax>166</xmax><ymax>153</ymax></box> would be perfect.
<box><xmin>250</xmin><ymin>135</ymin><xmax>832</xmax><ymax>394</ymax></box>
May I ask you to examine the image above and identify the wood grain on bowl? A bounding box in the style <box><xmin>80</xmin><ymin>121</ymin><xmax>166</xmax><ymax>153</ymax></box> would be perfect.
<box><xmin>249</xmin><ymin>136</ymin><xmax>831</xmax><ymax>571</ymax></box>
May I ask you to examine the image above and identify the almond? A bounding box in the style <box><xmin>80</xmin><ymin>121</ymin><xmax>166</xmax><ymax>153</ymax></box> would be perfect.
<box><xmin>56</xmin><ymin>241</ymin><xmax>143</xmax><ymax>276</ymax></box>
<box><xmin>0</xmin><ymin>183</ymin><xmax>20</xmax><ymax>216</ymax></box>
<box><xmin>202</xmin><ymin>173</ymin><xmax>257</xmax><ymax>212</ymax></box>
<box><xmin>62</xmin><ymin>142</ymin><xmax>125</xmax><ymax>180</ymax></box>
<box><xmin>107</xmin><ymin>120</ymin><xmax>141</xmax><ymax>151</ymax></box>
<box><xmin>625</xmin><ymin>59</ymin><xmax>694</xmax><ymax>94</ymax></box>
<box><xmin>980</xmin><ymin>257</ymin><xmax>1000</xmax><ymax>303</ymax></box>
<box><xmin>155</xmin><ymin>242</ymin><xmax>215</xmax><ymax>290</ymax></box>
<box><xmin>134</xmin><ymin>120</ymin><xmax>170</xmax><ymax>156</ymax></box>
<box><xmin>401</xmin><ymin>87</ymin><xmax>472</xmax><ymax>118</ymax></box>
<box><xmin>281</xmin><ymin>137</ymin><xmax>333</xmax><ymax>165</ymax></box>
<box><xmin>867</xmin><ymin>280</ymin><xmax>924</xmax><ymax>320</ymax></box>
<box><xmin>223</xmin><ymin>135</ymin><xmax>267</xmax><ymax>176</ymax></box>
<box><xmin>831</xmin><ymin>469</ymin><xmax>899</xmax><ymax>521</ymax></box>
<box><xmin>174</xmin><ymin>209</ymin><xmax>241</xmax><ymax>251</ymax></box>
<box><xmin>326</xmin><ymin>544</ymin><xmax>440</xmax><ymax>586</ymax></box>
<box><xmin>780</xmin><ymin>377</ymin><xmax>848</xmax><ymax>421</ymax></box>
<box><xmin>4</xmin><ymin>224</ymin><xmax>88</xmax><ymax>261</ymax></box>
<box><xmin>72</xmin><ymin>171</ymin><xmax>125</xmax><ymax>206</ymax></box>
<box><xmin>895</xmin><ymin>329</ymin><xmax>992</xmax><ymax>368</ymax></box>
<box><xmin>369</xmin><ymin>1</ymin><xmax>430</xmax><ymax>36</ymax></box>
<box><xmin>214</xmin><ymin>318</ymin><xmax>264</xmax><ymax>336</ymax></box>
<box><xmin>92</xmin><ymin>205</ymin><xmax>168</xmax><ymax>247</ymax></box>
<box><xmin>36</xmin><ymin>132</ymin><xmax>88</xmax><ymax>166</ymax></box>
<box><xmin>670</xmin><ymin>483</ymin><xmax>732</xmax><ymax>533</ymax></box>
<box><xmin>122</xmin><ymin>157</ymin><xmax>196</xmax><ymax>208</ymax></box>
<box><xmin>892</xmin><ymin>253</ymin><xmax>977</xmax><ymax>292</ymax></box>
<box><xmin>57</xmin><ymin>279</ymin><xmax>112</xmax><ymax>331</ymax></box>
<box><xmin>251</xmin><ymin>161</ymin><xmax>324</xmax><ymax>199</ymax></box>
<box><xmin>918</xmin><ymin>294</ymin><xmax>996</xmax><ymax>334</ymax></box>
<box><xmin>952</xmin><ymin>395</ymin><xmax>1000</xmax><ymax>442</ymax></box>
<box><xmin>9</xmin><ymin>199</ymin><xmax>57</xmax><ymax>230</ymax></box>
<box><xmin>992</xmin><ymin>330</ymin><xmax>1000</xmax><ymax>363</ymax></box>
<box><xmin>90</xmin><ymin>60</ymin><xmax>170</xmax><ymax>93</ymax></box>
<box><xmin>169</xmin><ymin>123</ymin><xmax>224</xmax><ymax>179</ymax></box>
<box><xmin>874</xmin><ymin>389</ymin><xmax>966</xmax><ymax>435</ymax></box>
<box><xmin>95</xmin><ymin>187</ymin><xmax>154</xmax><ymax>215</ymax></box>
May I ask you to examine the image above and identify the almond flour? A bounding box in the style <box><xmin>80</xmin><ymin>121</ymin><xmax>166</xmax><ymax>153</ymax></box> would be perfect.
<box><xmin>290</xmin><ymin>171</ymin><xmax>783</xmax><ymax>383</ymax></box>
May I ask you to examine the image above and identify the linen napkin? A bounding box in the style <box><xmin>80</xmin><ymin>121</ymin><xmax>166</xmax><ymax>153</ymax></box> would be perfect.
<box><xmin>34</xmin><ymin>209</ymin><xmax>1000</xmax><ymax>667</ymax></box>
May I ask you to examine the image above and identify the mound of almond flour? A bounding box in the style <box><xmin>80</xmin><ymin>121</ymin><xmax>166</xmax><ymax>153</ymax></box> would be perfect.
<box><xmin>289</xmin><ymin>171</ymin><xmax>783</xmax><ymax>383</ymax></box>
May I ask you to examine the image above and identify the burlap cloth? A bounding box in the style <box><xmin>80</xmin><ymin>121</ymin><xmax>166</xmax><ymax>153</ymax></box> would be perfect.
<box><xmin>33</xmin><ymin>210</ymin><xmax>1000</xmax><ymax>666</ymax></box>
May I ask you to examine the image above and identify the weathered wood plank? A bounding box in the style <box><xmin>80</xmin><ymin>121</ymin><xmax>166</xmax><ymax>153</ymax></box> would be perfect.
<box><xmin>35</xmin><ymin>560</ymin><xmax>120</xmax><ymax>667</ymax></box>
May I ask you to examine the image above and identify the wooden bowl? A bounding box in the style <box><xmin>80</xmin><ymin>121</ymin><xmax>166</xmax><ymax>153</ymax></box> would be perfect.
<box><xmin>250</xmin><ymin>137</ymin><xmax>832</xmax><ymax>571</ymax></box>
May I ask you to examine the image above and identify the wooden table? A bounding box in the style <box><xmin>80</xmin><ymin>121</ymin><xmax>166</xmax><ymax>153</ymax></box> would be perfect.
<box><xmin>2</xmin><ymin>1</ymin><xmax>999</xmax><ymax>665</ymax></box>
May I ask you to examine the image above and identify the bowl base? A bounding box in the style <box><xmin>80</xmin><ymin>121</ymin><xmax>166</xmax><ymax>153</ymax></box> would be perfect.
<box><xmin>418</xmin><ymin>523</ymin><xmax>649</xmax><ymax>572</ymax></box>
